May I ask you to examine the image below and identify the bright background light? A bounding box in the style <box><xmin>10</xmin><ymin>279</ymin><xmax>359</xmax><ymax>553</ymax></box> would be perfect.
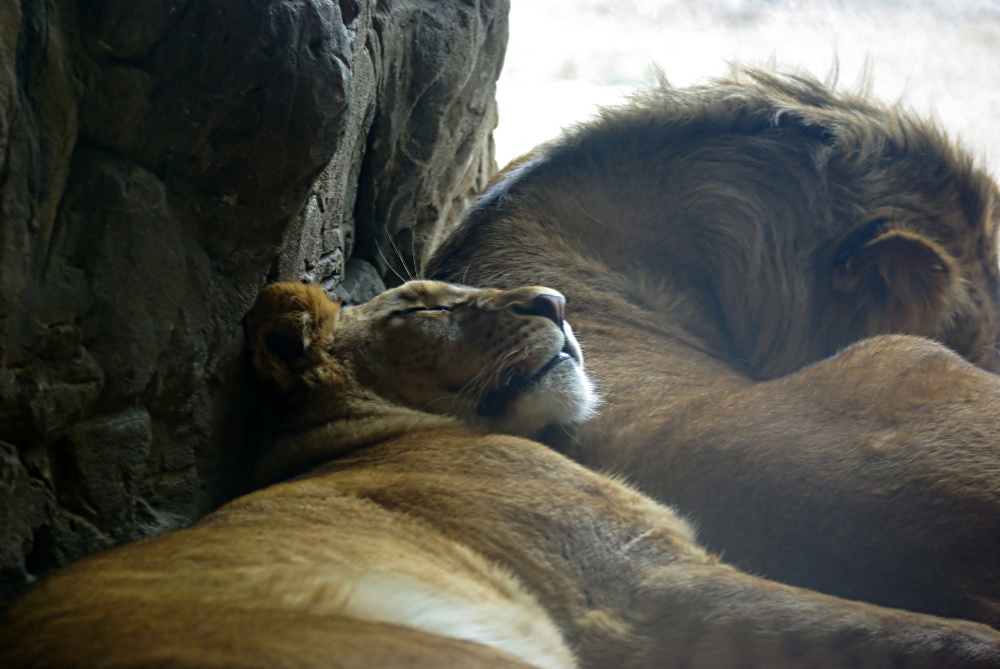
<box><xmin>494</xmin><ymin>1</ymin><xmax>1000</xmax><ymax>176</ymax></box>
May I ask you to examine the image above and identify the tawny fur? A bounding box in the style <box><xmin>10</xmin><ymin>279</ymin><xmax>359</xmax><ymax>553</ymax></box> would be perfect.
<box><xmin>3</xmin><ymin>280</ymin><xmax>999</xmax><ymax>668</ymax></box>
<box><xmin>428</xmin><ymin>67</ymin><xmax>1000</xmax><ymax>626</ymax></box>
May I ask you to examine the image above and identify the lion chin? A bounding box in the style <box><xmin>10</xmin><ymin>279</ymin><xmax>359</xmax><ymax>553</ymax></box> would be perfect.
<box><xmin>2</xmin><ymin>278</ymin><xmax>999</xmax><ymax>669</ymax></box>
<box><xmin>475</xmin><ymin>317</ymin><xmax>596</xmax><ymax>436</ymax></box>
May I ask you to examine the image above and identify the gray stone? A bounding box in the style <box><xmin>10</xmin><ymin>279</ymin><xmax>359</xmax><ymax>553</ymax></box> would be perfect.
<box><xmin>332</xmin><ymin>258</ymin><xmax>388</xmax><ymax>305</ymax></box>
<box><xmin>354</xmin><ymin>0</ymin><xmax>507</xmax><ymax>280</ymax></box>
<box><xmin>0</xmin><ymin>441</ymin><xmax>50</xmax><ymax>605</ymax></box>
<box><xmin>64</xmin><ymin>409</ymin><xmax>153</xmax><ymax>535</ymax></box>
<box><xmin>0</xmin><ymin>0</ymin><xmax>506</xmax><ymax>608</ymax></box>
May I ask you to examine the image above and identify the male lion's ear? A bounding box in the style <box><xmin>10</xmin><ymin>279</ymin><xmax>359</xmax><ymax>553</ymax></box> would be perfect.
<box><xmin>833</xmin><ymin>219</ymin><xmax>959</xmax><ymax>333</ymax></box>
<box><xmin>246</xmin><ymin>282</ymin><xmax>341</xmax><ymax>392</ymax></box>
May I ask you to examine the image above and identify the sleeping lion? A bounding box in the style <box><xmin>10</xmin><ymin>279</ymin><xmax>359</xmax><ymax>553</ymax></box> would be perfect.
<box><xmin>429</xmin><ymin>67</ymin><xmax>1000</xmax><ymax>628</ymax></box>
<box><xmin>2</xmin><ymin>280</ymin><xmax>998</xmax><ymax>668</ymax></box>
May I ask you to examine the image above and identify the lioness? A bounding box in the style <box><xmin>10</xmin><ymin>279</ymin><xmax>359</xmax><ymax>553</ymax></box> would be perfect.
<box><xmin>428</xmin><ymin>68</ymin><xmax>1000</xmax><ymax>626</ymax></box>
<box><xmin>3</xmin><ymin>280</ymin><xmax>999</xmax><ymax>667</ymax></box>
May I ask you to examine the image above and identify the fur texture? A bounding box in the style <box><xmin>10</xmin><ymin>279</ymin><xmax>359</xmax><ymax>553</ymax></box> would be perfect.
<box><xmin>429</xmin><ymin>68</ymin><xmax>1000</xmax><ymax>626</ymax></box>
<box><xmin>3</xmin><ymin>280</ymin><xmax>999</xmax><ymax>668</ymax></box>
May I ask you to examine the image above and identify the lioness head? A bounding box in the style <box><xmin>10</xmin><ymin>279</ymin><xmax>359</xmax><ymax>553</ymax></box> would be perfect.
<box><xmin>247</xmin><ymin>280</ymin><xmax>598</xmax><ymax>437</ymax></box>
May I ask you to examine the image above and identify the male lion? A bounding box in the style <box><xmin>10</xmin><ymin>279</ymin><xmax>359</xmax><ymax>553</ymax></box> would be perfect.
<box><xmin>3</xmin><ymin>280</ymin><xmax>999</xmax><ymax>667</ymax></box>
<box><xmin>428</xmin><ymin>68</ymin><xmax>1000</xmax><ymax>627</ymax></box>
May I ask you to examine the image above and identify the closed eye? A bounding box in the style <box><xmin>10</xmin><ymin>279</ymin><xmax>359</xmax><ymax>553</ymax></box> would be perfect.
<box><xmin>394</xmin><ymin>305</ymin><xmax>452</xmax><ymax>315</ymax></box>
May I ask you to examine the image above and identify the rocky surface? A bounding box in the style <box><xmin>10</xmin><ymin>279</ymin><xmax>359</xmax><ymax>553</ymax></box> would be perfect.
<box><xmin>0</xmin><ymin>0</ymin><xmax>507</xmax><ymax>606</ymax></box>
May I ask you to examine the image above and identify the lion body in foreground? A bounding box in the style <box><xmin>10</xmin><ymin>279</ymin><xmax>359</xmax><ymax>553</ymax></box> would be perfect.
<box><xmin>3</xmin><ymin>280</ymin><xmax>1000</xmax><ymax>668</ymax></box>
<box><xmin>428</xmin><ymin>69</ymin><xmax>1000</xmax><ymax>627</ymax></box>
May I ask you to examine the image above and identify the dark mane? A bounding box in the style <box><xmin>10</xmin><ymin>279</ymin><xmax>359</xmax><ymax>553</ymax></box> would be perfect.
<box><xmin>431</xmin><ymin>67</ymin><xmax>999</xmax><ymax>379</ymax></box>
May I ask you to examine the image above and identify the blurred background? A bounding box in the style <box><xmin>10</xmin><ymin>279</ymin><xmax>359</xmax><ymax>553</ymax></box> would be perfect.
<box><xmin>494</xmin><ymin>0</ymin><xmax>1000</xmax><ymax>174</ymax></box>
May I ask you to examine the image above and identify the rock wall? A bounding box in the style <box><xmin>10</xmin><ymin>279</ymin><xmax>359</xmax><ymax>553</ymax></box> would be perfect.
<box><xmin>0</xmin><ymin>0</ymin><xmax>507</xmax><ymax>607</ymax></box>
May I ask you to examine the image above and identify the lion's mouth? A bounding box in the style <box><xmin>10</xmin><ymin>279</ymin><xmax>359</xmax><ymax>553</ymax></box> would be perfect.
<box><xmin>476</xmin><ymin>345</ymin><xmax>575</xmax><ymax>418</ymax></box>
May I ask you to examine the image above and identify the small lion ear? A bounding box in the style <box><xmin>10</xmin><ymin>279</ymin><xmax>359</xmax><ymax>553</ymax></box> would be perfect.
<box><xmin>247</xmin><ymin>283</ymin><xmax>341</xmax><ymax>392</ymax></box>
<box><xmin>833</xmin><ymin>220</ymin><xmax>959</xmax><ymax>333</ymax></box>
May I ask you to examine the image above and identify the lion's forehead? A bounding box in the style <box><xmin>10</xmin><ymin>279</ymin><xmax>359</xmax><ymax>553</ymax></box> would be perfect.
<box><xmin>370</xmin><ymin>281</ymin><xmax>562</xmax><ymax>312</ymax></box>
<box><xmin>384</xmin><ymin>280</ymin><xmax>484</xmax><ymax>308</ymax></box>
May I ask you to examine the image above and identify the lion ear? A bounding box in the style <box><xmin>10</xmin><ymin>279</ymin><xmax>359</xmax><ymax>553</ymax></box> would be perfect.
<box><xmin>833</xmin><ymin>220</ymin><xmax>959</xmax><ymax>332</ymax></box>
<box><xmin>247</xmin><ymin>283</ymin><xmax>342</xmax><ymax>392</ymax></box>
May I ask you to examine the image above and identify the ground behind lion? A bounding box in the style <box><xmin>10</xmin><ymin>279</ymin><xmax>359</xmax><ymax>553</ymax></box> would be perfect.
<box><xmin>496</xmin><ymin>0</ymin><xmax>1000</xmax><ymax>177</ymax></box>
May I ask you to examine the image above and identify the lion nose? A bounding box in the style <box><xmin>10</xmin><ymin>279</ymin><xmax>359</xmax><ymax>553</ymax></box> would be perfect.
<box><xmin>516</xmin><ymin>293</ymin><xmax>565</xmax><ymax>327</ymax></box>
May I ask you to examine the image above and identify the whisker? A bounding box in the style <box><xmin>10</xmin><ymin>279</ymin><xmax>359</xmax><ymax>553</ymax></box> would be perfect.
<box><xmin>452</xmin><ymin>356</ymin><xmax>505</xmax><ymax>407</ymax></box>
<box><xmin>376</xmin><ymin>240</ymin><xmax>409</xmax><ymax>286</ymax></box>
<box><xmin>500</xmin><ymin>347</ymin><xmax>529</xmax><ymax>387</ymax></box>
<box><xmin>420</xmin><ymin>394</ymin><xmax>463</xmax><ymax>413</ymax></box>
<box><xmin>383</xmin><ymin>225</ymin><xmax>416</xmax><ymax>282</ymax></box>
<box><xmin>475</xmin><ymin>270</ymin><xmax>511</xmax><ymax>289</ymax></box>
<box><xmin>557</xmin><ymin>423</ymin><xmax>586</xmax><ymax>451</ymax></box>
<box><xmin>457</xmin><ymin>366</ymin><xmax>492</xmax><ymax>400</ymax></box>
<box><xmin>493</xmin><ymin>349</ymin><xmax>520</xmax><ymax>386</ymax></box>
<box><xmin>410</xmin><ymin>225</ymin><xmax>420</xmax><ymax>279</ymax></box>
<box><xmin>401</xmin><ymin>281</ymin><xmax>421</xmax><ymax>300</ymax></box>
<box><xmin>571</xmin><ymin>196</ymin><xmax>607</xmax><ymax>227</ymax></box>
